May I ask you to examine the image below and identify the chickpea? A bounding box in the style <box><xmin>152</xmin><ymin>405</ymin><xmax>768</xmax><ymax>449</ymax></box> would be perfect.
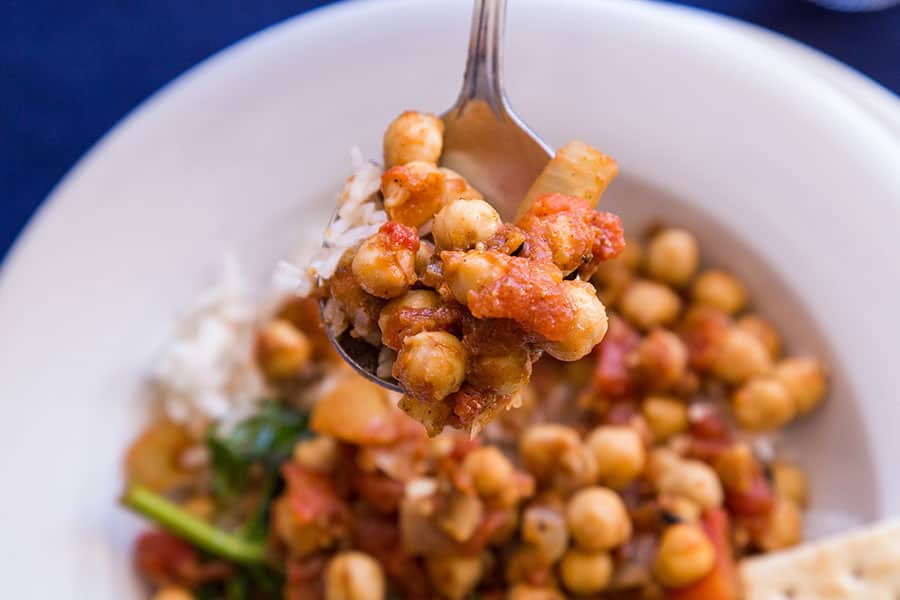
<box><xmin>325</xmin><ymin>551</ymin><xmax>386</xmax><ymax>600</ymax></box>
<box><xmin>426</xmin><ymin>554</ymin><xmax>483</xmax><ymax>600</ymax></box>
<box><xmin>652</xmin><ymin>524</ymin><xmax>716</xmax><ymax>588</ymax></box>
<box><xmin>540</xmin><ymin>280</ymin><xmax>609</xmax><ymax>361</ymax></box>
<box><xmin>415</xmin><ymin>239</ymin><xmax>435</xmax><ymax>276</ymax></box>
<box><xmin>393</xmin><ymin>331</ymin><xmax>467</xmax><ymax>402</ymax></box>
<box><xmin>441</xmin><ymin>167</ymin><xmax>484</xmax><ymax>205</ymax></box>
<box><xmin>772</xmin><ymin>461</ymin><xmax>809</xmax><ymax>507</ymax></box>
<box><xmin>181</xmin><ymin>495</ymin><xmax>215</xmax><ymax>521</ymax></box>
<box><xmin>468</xmin><ymin>344</ymin><xmax>532</xmax><ymax>395</ymax></box>
<box><xmin>655</xmin><ymin>458</ymin><xmax>723</xmax><ymax>509</ymax></box>
<box><xmin>642</xmin><ymin>396</ymin><xmax>689</xmax><ymax>441</ymax></box>
<box><xmin>710</xmin><ymin>327</ymin><xmax>773</xmax><ymax>385</ymax></box>
<box><xmin>691</xmin><ymin>269</ymin><xmax>747</xmax><ymax>314</ymax></box>
<box><xmin>585</xmin><ymin>426</ymin><xmax>646</xmax><ymax>490</ymax></box>
<box><xmin>619</xmin><ymin>236</ymin><xmax>644</xmax><ymax>271</ymax></box>
<box><xmin>255</xmin><ymin>319</ymin><xmax>312</xmax><ymax>379</ymax></box>
<box><xmin>433</xmin><ymin>198</ymin><xmax>502</xmax><ymax>250</ymax></box>
<box><xmin>520</xmin><ymin>425</ymin><xmax>597</xmax><ymax>492</ymax></box>
<box><xmin>381</xmin><ymin>161</ymin><xmax>447</xmax><ymax>229</ymax></box>
<box><xmin>713</xmin><ymin>443</ymin><xmax>755</xmax><ymax>494</ymax></box>
<box><xmin>508</xmin><ymin>585</ymin><xmax>566</xmax><ymax>600</ymax></box>
<box><xmin>442</xmin><ymin>250</ymin><xmax>507</xmax><ymax>304</ymax></box>
<box><xmin>619</xmin><ymin>279</ymin><xmax>682</xmax><ymax>331</ymax></box>
<box><xmin>462</xmin><ymin>446</ymin><xmax>515</xmax><ymax>497</ymax></box>
<box><xmin>559</xmin><ymin>549</ymin><xmax>613</xmax><ymax>595</ymax></box>
<box><xmin>383</xmin><ymin>110</ymin><xmax>443</xmax><ymax>167</ymax></box>
<box><xmin>522</xmin><ymin>505</ymin><xmax>569</xmax><ymax>564</ymax></box>
<box><xmin>757</xmin><ymin>498</ymin><xmax>803</xmax><ymax>551</ymax></box>
<box><xmin>632</xmin><ymin>329</ymin><xmax>688</xmax><ymax>390</ymax></box>
<box><xmin>592</xmin><ymin>260</ymin><xmax>633</xmax><ymax>307</ymax></box>
<box><xmin>293</xmin><ymin>436</ymin><xmax>338</xmax><ymax>472</ymax></box>
<box><xmin>659</xmin><ymin>495</ymin><xmax>702</xmax><ymax>523</ymax></box>
<box><xmin>646</xmin><ymin>228</ymin><xmax>700</xmax><ymax>286</ymax></box>
<box><xmin>153</xmin><ymin>588</ymin><xmax>194</xmax><ymax>600</ymax></box>
<box><xmin>736</xmin><ymin>314</ymin><xmax>782</xmax><ymax>359</ymax></box>
<box><xmin>732</xmin><ymin>376</ymin><xmax>795</xmax><ymax>430</ymax></box>
<box><xmin>773</xmin><ymin>357</ymin><xmax>827</xmax><ymax>415</ymax></box>
<box><xmin>377</xmin><ymin>290</ymin><xmax>441</xmax><ymax>350</ymax></box>
<box><xmin>351</xmin><ymin>225</ymin><xmax>419</xmax><ymax>299</ymax></box>
<box><xmin>565</xmin><ymin>487</ymin><xmax>632</xmax><ymax>551</ymax></box>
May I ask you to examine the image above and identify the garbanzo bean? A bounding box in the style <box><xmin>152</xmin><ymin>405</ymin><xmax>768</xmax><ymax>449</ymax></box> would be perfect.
<box><xmin>773</xmin><ymin>357</ymin><xmax>827</xmax><ymax>415</ymax></box>
<box><xmin>565</xmin><ymin>487</ymin><xmax>632</xmax><ymax>551</ymax></box>
<box><xmin>463</xmin><ymin>446</ymin><xmax>515</xmax><ymax>498</ymax></box>
<box><xmin>381</xmin><ymin>161</ymin><xmax>446</xmax><ymax>229</ymax></box>
<box><xmin>522</xmin><ymin>505</ymin><xmax>569</xmax><ymax>564</ymax></box>
<box><xmin>508</xmin><ymin>585</ymin><xmax>566</xmax><ymax>600</ymax></box>
<box><xmin>153</xmin><ymin>588</ymin><xmax>194</xmax><ymax>600</ymax></box>
<box><xmin>642</xmin><ymin>395</ymin><xmax>689</xmax><ymax>441</ymax></box>
<box><xmin>618</xmin><ymin>236</ymin><xmax>644</xmax><ymax>271</ymax></box>
<box><xmin>646</xmin><ymin>228</ymin><xmax>700</xmax><ymax>286</ymax></box>
<box><xmin>520</xmin><ymin>424</ymin><xmax>597</xmax><ymax>492</ymax></box>
<box><xmin>772</xmin><ymin>461</ymin><xmax>809</xmax><ymax>507</ymax></box>
<box><xmin>426</xmin><ymin>554</ymin><xmax>483</xmax><ymax>600</ymax></box>
<box><xmin>377</xmin><ymin>290</ymin><xmax>441</xmax><ymax>350</ymax></box>
<box><xmin>324</xmin><ymin>551</ymin><xmax>386</xmax><ymax>600</ymax></box>
<box><xmin>433</xmin><ymin>198</ymin><xmax>502</xmax><ymax>250</ymax></box>
<box><xmin>255</xmin><ymin>318</ymin><xmax>312</xmax><ymax>380</ymax></box>
<box><xmin>619</xmin><ymin>279</ymin><xmax>682</xmax><ymax>331</ymax></box>
<box><xmin>713</xmin><ymin>443</ymin><xmax>755</xmax><ymax>494</ymax></box>
<box><xmin>440</xmin><ymin>167</ymin><xmax>484</xmax><ymax>205</ymax></box>
<box><xmin>540</xmin><ymin>280</ymin><xmax>609</xmax><ymax>361</ymax></box>
<box><xmin>585</xmin><ymin>426</ymin><xmax>646</xmax><ymax>490</ymax></box>
<box><xmin>351</xmin><ymin>224</ymin><xmax>419</xmax><ymax>299</ymax></box>
<box><xmin>732</xmin><ymin>376</ymin><xmax>795</xmax><ymax>430</ymax></box>
<box><xmin>652</xmin><ymin>524</ymin><xmax>716</xmax><ymax>588</ymax></box>
<box><xmin>757</xmin><ymin>498</ymin><xmax>803</xmax><ymax>551</ymax></box>
<box><xmin>736</xmin><ymin>314</ymin><xmax>782</xmax><ymax>360</ymax></box>
<box><xmin>393</xmin><ymin>331</ymin><xmax>467</xmax><ymax>402</ymax></box>
<box><xmin>442</xmin><ymin>250</ymin><xmax>506</xmax><ymax>304</ymax></box>
<box><xmin>655</xmin><ymin>457</ymin><xmax>723</xmax><ymax>509</ymax></box>
<box><xmin>691</xmin><ymin>269</ymin><xmax>747</xmax><ymax>314</ymax></box>
<box><xmin>633</xmin><ymin>328</ymin><xmax>688</xmax><ymax>390</ymax></box>
<box><xmin>383</xmin><ymin>110</ymin><xmax>443</xmax><ymax>167</ymax></box>
<box><xmin>559</xmin><ymin>549</ymin><xmax>613</xmax><ymax>595</ymax></box>
<box><xmin>292</xmin><ymin>436</ymin><xmax>338</xmax><ymax>472</ymax></box>
<box><xmin>711</xmin><ymin>327</ymin><xmax>773</xmax><ymax>385</ymax></box>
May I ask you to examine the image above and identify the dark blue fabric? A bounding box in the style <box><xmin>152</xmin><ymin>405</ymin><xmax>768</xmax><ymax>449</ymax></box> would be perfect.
<box><xmin>2</xmin><ymin>0</ymin><xmax>898</xmax><ymax>262</ymax></box>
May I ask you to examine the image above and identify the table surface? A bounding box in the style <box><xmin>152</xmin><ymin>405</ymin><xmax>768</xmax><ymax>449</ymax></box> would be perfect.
<box><xmin>2</xmin><ymin>0</ymin><xmax>899</xmax><ymax>262</ymax></box>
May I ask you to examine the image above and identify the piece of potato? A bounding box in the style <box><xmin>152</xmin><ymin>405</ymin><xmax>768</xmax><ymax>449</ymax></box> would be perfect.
<box><xmin>516</xmin><ymin>140</ymin><xmax>618</xmax><ymax>219</ymax></box>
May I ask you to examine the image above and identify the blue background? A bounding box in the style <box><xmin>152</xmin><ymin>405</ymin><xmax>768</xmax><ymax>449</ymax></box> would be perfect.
<box><xmin>2</xmin><ymin>0</ymin><xmax>898</xmax><ymax>263</ymax></box>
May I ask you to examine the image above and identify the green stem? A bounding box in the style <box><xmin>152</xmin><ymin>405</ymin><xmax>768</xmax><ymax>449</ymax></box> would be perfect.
<box><xmin>123</xmin><ymin>484</ymin><xmax>266</xmax><ymax>565</ymax></box>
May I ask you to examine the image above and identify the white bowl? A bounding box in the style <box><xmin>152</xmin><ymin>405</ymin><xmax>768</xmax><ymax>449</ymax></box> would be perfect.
<box><xmin>2</xmin><ymin>0</ymin><xmax>899</xmax><ymax>596</ymax></box>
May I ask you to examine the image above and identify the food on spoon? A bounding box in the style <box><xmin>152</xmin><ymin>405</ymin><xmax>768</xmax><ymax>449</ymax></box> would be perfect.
<box><xmin>313</xmin><ymin>110</ymin><xmax>626</xmax><ymax>436</ymax></box>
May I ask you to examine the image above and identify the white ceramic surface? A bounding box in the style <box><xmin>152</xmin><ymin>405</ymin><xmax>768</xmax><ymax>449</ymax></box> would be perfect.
<box><xmin>2</xmin><ymin>0</ymin><xmax>899</xmax><ymax>596</ymax></box>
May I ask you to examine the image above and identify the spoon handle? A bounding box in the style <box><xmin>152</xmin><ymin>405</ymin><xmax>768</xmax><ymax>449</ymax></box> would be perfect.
<box><xmin>458</xmin><ymin>0</ymin><xmax>507</xmax><ymax>111</ymax></box>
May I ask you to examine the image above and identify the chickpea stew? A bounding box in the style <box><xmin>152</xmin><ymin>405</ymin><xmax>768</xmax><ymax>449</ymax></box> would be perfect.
<box><xmin>123</xmin><ymin>112</ymin><xmax>828</xmax><ymax>600</ymax></box>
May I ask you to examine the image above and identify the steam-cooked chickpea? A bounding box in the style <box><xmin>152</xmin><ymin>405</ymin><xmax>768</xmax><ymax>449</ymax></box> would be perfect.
<box><xmin>293</xmin><ymin>436</ymin><xmax>338</xmax><ymax>472</ymax></box>
<box><xmin>710</xmin><ymin>327</ymin><xmax>773</xmax><ymax>385</ymax></box>
<box><xmin>433</xmin><ymin>198</ymin><xmax>502</xmax><ymax>250</ymax></box>
<box><xmin>655</xmin><ymin>458</ymin><xmax>723</xmax><ymax>509</ymax></box>
<box><xmin>757</xmin><ymin>498</ymin><xmax>802</xmax><ymax>551</ymax></box>
<box><xmin>773</xmin><ymin>357</ymin><xmax>827</xmax><ymax>414</ymax></box>
<box><xmin>732</xmin><ymin>376</ymin><xmax>795</xmax><ymax>430</ymax></box>
<box><xmin>393</xmin><ymin>331</ymin><xmax>467</xmax><ymax>402</ymax></box>
<box><xmin>351</xmin><ymin>224</ymin><xmax>419</xmax><ymax>299</ymax></box>
<box><xmin>565</xmin><ymin>487</ymin><xmax>632</xmax><ymax>551</ymax></box>
<box><xmin>619</xmin><ymin>236</ymin><xmax>644</xmax><ymax>271</ymax></box>
<box><xmin>522</xmin><ymin>505</ymin><xmax>569</xmax><ymax>564</ymax></box>
<box><xmin>153</xmin><ymin>588</ymin><xmax>194</xmax><ymax>600</ymax></box>
<box><xmin>559</xmin><ymin>549</ymin><xmax>613</xmax><ymax>595</ymax></box>
<box><xmin>642</xmin><ymin>396</ymin><xmax>689</xmax><ymax>441</ymax></box>
<box><xmin>324</xmin><ymin>551</ymin><xmax>386</xmax><ymax>600</ymax></box>
<box><xmin>415</xmin><ymin>239</ymin><xmax>435</xmax><ymax>276</ymax></box>
<box><xmin>540</xmin><ymin>280</ymin><xmax>609</xmax><ymax>361</ymax></box>
<box><xmin>652</xmin><ymin>524</ymin><xmax>715</xmax><ymax>588</ymax></box>
<box><xmin>772</xmin><ymin>461</ymin><xmax>809</xmax><ymax>507</ymax></box>
<box><xmin>377</xmin><ymin>290</ymin><xmax>441</xmax><ymax>350</ymax></box>
<box><xmin>383</xmin><ymin>110</ymin><xmax>443</xmax><ymax>167</ymax></box>
<box><xmin>691</xmin><ymin>269</ymin><xmax>747</xmax><ymax>314</ymax></box>
<box><xmin>646</xmin><ymin>228</ymin><xmax>699</xmax><ymax>286</ymax></box>
<box><xmin>713</xmin><ymin>443</ymin><xmax>755</xmax><ymax>494</ymax></box>
<box><xmin>442</xmin><ymin>250</ymin><xmax>507</xmax><ymax>304</ymax></box>
<box><xmin>508</xmin><ymin>585</ymin><xmax>566</xmax><ymax>600</ymax></box>
<box><xmin>585</xmin><ymin>426</ymin><xmax>646</xmax><ymax>490</ymax></box>
<box><xmin>619</xmin><ymin>280</ymin><xmax>682</xmax><ymax>331</ymax></box>
<box><xmin>632</xmin><ymin>329</ymin><xmax>688</xmax><ymax>390</ymax></box>
<box><xmin>463</xmin><ymin>446</ymin><xmax>515</xmax><ymax>497</ymax></box>
<box><xmin>441</xmin><ymin>167</ymin><xmax>484</xmax><ymax>205</ymax></box>
<box><xmin>520</xmin><ymin>425</ymin><xmax>597</xmax><ymax>492</ymax></box>
<box><xmin>468</xmin><ymin>344</ymin><xmax>531</xmax><ymax>395</ymax></box>
<box><xmin>426</xmin><ymin>554</ymin><xmax>483</xmax><ymax>600</ymax></box>
<box><xmin>255</xmin><ymin>318</ymin><xmax>312</xmax><ymax>379</ymax></box>
<box><xmin>736</xmin><ymin>314</ymin><xmax>782</xmax><ymax>359</ymax></box>
<box><xmin>592</xmin><ymin>261</ymin><xmax>633</xmax><ymax>307</ymax></box>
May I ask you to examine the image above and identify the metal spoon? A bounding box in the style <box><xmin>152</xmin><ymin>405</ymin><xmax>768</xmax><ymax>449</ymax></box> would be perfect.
<box><xmin>325</xmin><ymin>0</ymin><xmax>553</xmax><ymax>389</ymax></box>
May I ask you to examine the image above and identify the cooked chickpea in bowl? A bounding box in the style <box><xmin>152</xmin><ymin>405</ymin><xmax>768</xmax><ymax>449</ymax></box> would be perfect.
<box><xmin>121</xmin><ymin>111</ymin><xmax>829</xmax><ymax>600</ymax></box>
